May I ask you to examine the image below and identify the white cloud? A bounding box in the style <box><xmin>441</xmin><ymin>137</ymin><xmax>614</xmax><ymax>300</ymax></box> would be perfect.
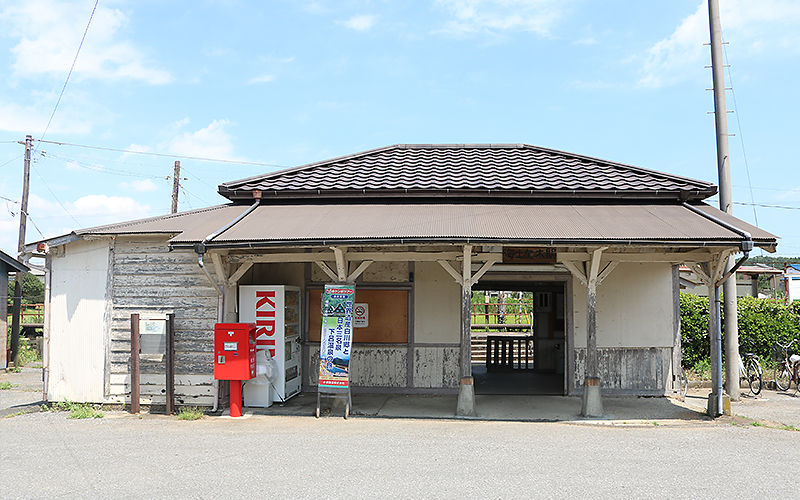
<box><xmin>64</xmin><ymin>160</ymin><xmax>87</xmax><ymax>172</ymax></box>
<box><xmin>0</xmin><ymin>0</ymin><xmax>171</xmax><ymax>84</ymax></box>
<box><xmin>118</xmin><ymin>179</ymin><xmax>160</xmax><ymax>193</ymax></box>
<box><xmin>572</xmin><ymin>37</ymin><xmax>597</xmax><ymax>46</ymax></box>
<box><xmin>0</xmin><ymin>101</ymin><xmax>92</xmax><ymax>134</ymax></box>
<box><xmin>303</xmin><ymin>2</ymin><xmax>332</xmax><ymax>15</ymax></box>
<box><xmin>433</xmin><ymin>0</ymin><xmax>567</xmax><ymax>37</ymax></box>
<box><xmin>777</xmin><ymin>186</ymin><xmax>800</xmax><ymax>202</ymax></box>
<box><xmin>120</xmin><ymin>143</ymin><xmax>152</xmax><ymax>161</ymax></box>
<box><xmin>638</xmin><ymin>0</ymin><xmax>800</xmax><ymax>88</ymax></box>
<box><xmin>340</xmin><ymin>15</ymin><xmax>378</xmax><ymax>31</ymax></box>
<box><xmin>72</xmin><ymin>194</ymin><xmax>151</xmax><ymax>216</ymax></box>
<box><xmin>248</xmin><ymin>74</ymin><xmax>276</xmax><ymax>84</ymax></box>
<box><xmin>164</xmin><ymin>119</ymin><xmax>242</xmax><ymax>160</ymax></box>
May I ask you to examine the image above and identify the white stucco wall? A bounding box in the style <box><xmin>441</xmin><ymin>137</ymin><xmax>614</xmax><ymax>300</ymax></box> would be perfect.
<box><xmin>572</xmin><ymin>262</ymin><xmax>674</xmax><ymax>349</ymax></box>
<box><xmin>48</xmin><ymin>239</ymin><xmax>110</xmax><ymax>402</ymax></box>
<box><xmin>413</xmin><ymin>261</ymin><xmax>460</xmax><ymax>344</ymax></box>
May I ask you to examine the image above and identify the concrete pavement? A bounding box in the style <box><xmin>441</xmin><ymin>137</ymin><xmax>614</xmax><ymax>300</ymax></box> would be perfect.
<box><xmin>5</xmin><ymin>366</ymin><xmax>800</xmax><ymax>428</ymax></box>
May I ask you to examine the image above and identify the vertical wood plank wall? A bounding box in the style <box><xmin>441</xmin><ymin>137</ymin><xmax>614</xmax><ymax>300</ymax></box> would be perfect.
<box><xmin>108</xmin><ymin>241</ymin><xmax>217</xmax><ymax>406</ymax></box>
<box><xmin>308</xmin><ymin>345</ymin><xmax>460</xmax><ymax>390</ymax></box>
<box><xmin>572</xmin><ymin>347</ymin><xmax>672</xmax><ymax>395</ymax></box>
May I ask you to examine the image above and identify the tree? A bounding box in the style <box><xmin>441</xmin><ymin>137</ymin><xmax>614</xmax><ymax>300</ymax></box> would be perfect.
<box><xmin>7</xmin><ymin>273</ymin><xmax>44</xmax><ymax>305</ymax></box>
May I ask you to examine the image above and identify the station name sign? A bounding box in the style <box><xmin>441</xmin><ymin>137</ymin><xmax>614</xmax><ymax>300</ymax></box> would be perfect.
<box><xmin>502</xmin><ymin>247</ymin><xmax>557</xmax><ymax>264</ymax></box>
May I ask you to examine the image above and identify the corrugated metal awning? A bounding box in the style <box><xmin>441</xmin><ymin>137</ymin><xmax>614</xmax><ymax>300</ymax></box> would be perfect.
<box><xmin>153</xmin><ymin>202</ymin><xmax>776</xmax><ymax>250</ymax></box>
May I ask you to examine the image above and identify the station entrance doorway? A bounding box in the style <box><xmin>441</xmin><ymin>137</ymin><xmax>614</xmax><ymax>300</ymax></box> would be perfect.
<box><xmin>471</xmin><ymin>281</ymin><xmax>566</xmax><ymax>395</ymax></box>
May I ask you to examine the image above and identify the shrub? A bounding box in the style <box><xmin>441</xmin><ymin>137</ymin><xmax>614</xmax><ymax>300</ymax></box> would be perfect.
<box><xmin>680</xmin><ymin>292</ymin><xmax>800</xmax><ymax>368</ymax></box>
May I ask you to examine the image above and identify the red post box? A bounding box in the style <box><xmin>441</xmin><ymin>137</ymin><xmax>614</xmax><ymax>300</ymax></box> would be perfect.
<box><xmin>214</xmin><ymin>323</ymin><xmax>256</xmax><ymax>417</ymax></box>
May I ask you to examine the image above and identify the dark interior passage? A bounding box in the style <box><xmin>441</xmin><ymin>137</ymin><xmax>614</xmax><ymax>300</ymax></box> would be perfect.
<box><xmin>470</xmin><ymin>282</ymin><xmax>565</xmax><ymax>395</ymax></box>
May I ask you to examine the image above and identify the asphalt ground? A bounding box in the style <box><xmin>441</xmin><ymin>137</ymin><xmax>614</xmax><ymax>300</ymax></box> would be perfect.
<box><xmin>3</xmin><ymin>367</ymin><xmax>800</xmax><ymax>499</ymax></box>
<box><xmin>2</xmin><ymin>401</ymin><xmax>800</xmax><ymax>499</ymax></box>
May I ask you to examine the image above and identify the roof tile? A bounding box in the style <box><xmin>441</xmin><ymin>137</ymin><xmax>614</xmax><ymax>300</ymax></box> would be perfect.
<box><xmin>219</xmin><ymin>144</ymin><xmax>716</xmax><ymax>201</ymax></box>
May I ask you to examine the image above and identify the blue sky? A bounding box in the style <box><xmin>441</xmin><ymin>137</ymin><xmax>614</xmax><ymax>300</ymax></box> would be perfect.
<box><xmin>0</xmin><ymin>0</ymin><xmax>799</xmax><ymax>256</ymax></box>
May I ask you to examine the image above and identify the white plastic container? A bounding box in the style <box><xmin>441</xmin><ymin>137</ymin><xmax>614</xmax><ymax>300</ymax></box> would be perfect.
<box><xmin>243</xmin><ymin>378</ymin><xmax>273</xmax><ymax>407</ymax></box>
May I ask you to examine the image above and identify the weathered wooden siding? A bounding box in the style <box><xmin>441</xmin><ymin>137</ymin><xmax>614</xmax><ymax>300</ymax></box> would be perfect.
<box><xmin>308</xmin><ymin>345</ymin><xmax>408</xmax><ymax>388</ymax></box>
<box><xmin>572</xmin><ymin>347</ymin><xmax>671</xmax><ymax>394</ymax></box>
<box><xmin>108</xmin><ymin>240</ymin><xmax>218</xmax><ymax>406</ymax></box>
<box><xmin>413</xmin><ymin>347</ymin><xmax>460</xmax><ymax>388</ymax></box>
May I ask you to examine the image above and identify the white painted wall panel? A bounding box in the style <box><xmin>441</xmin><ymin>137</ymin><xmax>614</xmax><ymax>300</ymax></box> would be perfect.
<box><xmin>414</xmin><ymin>261</ymin><xmax>460</xmax><ymax>344</ymax></box>
<box><xmin>573</xmin><ymin>262</ymin><xmax>673</xmax><ymax>348</ymax></box>
<box><xmin>48</xmin><ymin>239</ymin><xmax>110</xmax><ymax>402</ymax></box>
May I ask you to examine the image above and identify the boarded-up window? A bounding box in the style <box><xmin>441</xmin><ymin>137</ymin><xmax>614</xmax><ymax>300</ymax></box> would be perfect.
<box><xmin>308</xmin><ymin>288</ymin><xmax>409</xmax><ymax>344</ymax></box>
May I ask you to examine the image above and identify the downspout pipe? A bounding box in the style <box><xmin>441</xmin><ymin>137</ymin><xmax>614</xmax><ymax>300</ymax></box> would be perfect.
<box><xmin>682</xmin><ymin>202</ymin><xmax>754</xmax><ymax>253</ymax></box>
<box><xmin>684</xmin><ymin>202</ymin><xmax>753</xmax><ymax>416</ymax></box>
<box><xmin>194</xmin><ymin>197</ymin><xmax>261</xmax><ymax>412</ymax></box>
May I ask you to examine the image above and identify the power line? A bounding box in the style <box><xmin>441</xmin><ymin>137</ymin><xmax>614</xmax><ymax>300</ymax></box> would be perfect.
<box><xmin>734</xmin><ymin>201</ymin><xmax>800</xmax><ymax>210</ymax></box>
<box><xmin>31</xmin><ymin>163</ymin><xmax>82</xmax><ymax>228</ymax></box>
<box><xmin>44</xmin><ymin>152</ymin><xmax>165</xmax><ymax>179</ymax></box>
<box><xmin>37</xmin><ymin>139</ymin><xmax>288</xmax><ymax>168</ymax></box>
<box><xmin>0</xmin><ymin>154</ymin><xmax>23</xmax><ymax>170</ymax></box>
<box><xmin>37</xmin><ymin>1</ymin><xmax>99</xmax><ymax>148</ymax></box>
<box><xmin>721</xmin><ymin>34</ymin><xmax>758</xmax><ymax>227</ymax></box>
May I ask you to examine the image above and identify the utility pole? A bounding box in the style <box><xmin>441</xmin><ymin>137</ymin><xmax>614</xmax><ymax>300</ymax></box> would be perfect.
<box><xmin>708</xmin><ymin>0</ymin><xmax>740</xmax><ymax>404</ymax></box>
<box><xmin>10</xmin><ymin>135</ymin><xmax>32</xmax><ymax>367</ymax></box>
<box><xmin>171</xmin><ymin>160</ymin><xmax>180</xmax><ymax>214</ymax></box>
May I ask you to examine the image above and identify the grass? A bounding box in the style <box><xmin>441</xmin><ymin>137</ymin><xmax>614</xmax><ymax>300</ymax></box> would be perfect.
<box><xmin>687</xmin><ymin>359</ymin><xmax>712</xmax><ymax>380</ymax></box>
<box><xmin>48</xmin><ymin>400</ymin><xmax>104</xmax><ymax>419</ymax></box>
<box><xmin>177</xmin><ymin>406</ymin><xmax>204</xmax><ymax>421</ymax></box>
<box><xmin>4</xmin><ymin>337</ymin><xmax>42</xmax><ymax>371</ymax></box>
<box><xmin>4</xmin><ymin>409</ymin><xmax>36</xmax><ymax>418</ymax></box>
<box><xmin>0</xmin><ymin>381</ymin><xmax>14</xmax><ymax>390</ymax></box>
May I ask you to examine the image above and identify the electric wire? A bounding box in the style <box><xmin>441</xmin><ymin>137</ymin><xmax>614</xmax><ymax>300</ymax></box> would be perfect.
<box><xmin>44</xmin><ymin>152</ymin><xmax>165</xmax><ymax>178</ymax></box>
<box><xmin>37</xmin><ymin>139</ymin><xmax>288</xmax><ymax>168</ymax></box>
<box><xmin>0</xmin><ymin>154</ymin><xmax>23</xmax><ymax>170</ymax></box>
<box><xmin>721</xmin><ymin>33</ymin><xmax>759</xmax><ymax>228</ymax></box>
<box><xmin>19</xmin><ymin>209</ymin><xmax>46</xmax><ymax>239</ymax></box>
<box><xmin>36</xmin><ymin>0</ymin><xmax>99</xmax><ymax>149</ymax></box>
<box><xmin>31</xmin><ymin>163</ymin><xmax>82</xmax><ymax>228</ymax></box>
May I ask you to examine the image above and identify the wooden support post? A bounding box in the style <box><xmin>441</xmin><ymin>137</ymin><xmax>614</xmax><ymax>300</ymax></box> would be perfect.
<box><xmin>166</xmin><ymin>313</ymin><xmax>175</xmax><ymax>415</ymax></box>
<box><xmin>586</xmin><ymin>284</ymin><xmax>598</xmax><ymax>380</ymax></box>
<box><xmin>10</xmin><ymin>279</ymin><xmax>21</xmax><ymax>366</ymax></box>
<box><xmin>130</xmin><ymin>313</ymin><xmax>140</xmax><ymax>414</ymax></box>
<box><xmin>457</xmin><ymin>245</ymin><xmax>477</xmax><ymax>417</ymax></box>
<box><xmin>581</xmin><ymin>247</ymin><xmax>606</xmax><ymax>418</ymax></box>
<box><xmin>460</xmin><ymin>245</ymin><xmax>473</xmax><ymax>379</ymax></box>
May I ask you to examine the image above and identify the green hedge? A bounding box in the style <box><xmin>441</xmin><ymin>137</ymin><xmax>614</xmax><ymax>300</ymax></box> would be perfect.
<box><xmin>680</xmin><ymin>292</ymin><xmax>800</xmax><ymax>368</ymax></box>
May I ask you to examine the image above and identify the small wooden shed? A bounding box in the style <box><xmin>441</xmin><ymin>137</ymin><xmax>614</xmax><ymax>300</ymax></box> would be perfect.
<box><xmin>26</xmin><ymin>144</ymin><xmax>777</xmax><ymax>415</ymax></box>
<box><xmin>1</xmin><ymin>249</ymin><xmax>30</xmax><ymax>369</ymax></box>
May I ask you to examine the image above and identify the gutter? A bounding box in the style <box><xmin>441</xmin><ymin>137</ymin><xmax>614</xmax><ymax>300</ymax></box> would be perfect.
<box><xmin>682</xmin><ymin>202</ymin><xmax>754</xmax><ymax>253</ymax></box>
<box><xmin>194</xmin><ymin>195</ymin><xmax>262</xmax><ymax>412</ymax></box>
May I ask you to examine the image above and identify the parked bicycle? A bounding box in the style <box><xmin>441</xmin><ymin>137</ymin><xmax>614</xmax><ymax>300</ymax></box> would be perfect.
<box><xmin>773</xmin><ymin>339</ymin><xmax>800</xmax><ymax>392</ymax></box>
<box><xmin>739</xmin><ymin>340</ymin><xmax>762</xmax><ymax>395</ymax></box>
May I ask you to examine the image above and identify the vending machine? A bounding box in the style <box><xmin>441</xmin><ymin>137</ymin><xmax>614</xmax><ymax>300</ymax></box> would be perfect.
<box><xmin>239</xmin><ymin>285</ymin><xmax>302</xmax><ymax>403</ymax></box>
